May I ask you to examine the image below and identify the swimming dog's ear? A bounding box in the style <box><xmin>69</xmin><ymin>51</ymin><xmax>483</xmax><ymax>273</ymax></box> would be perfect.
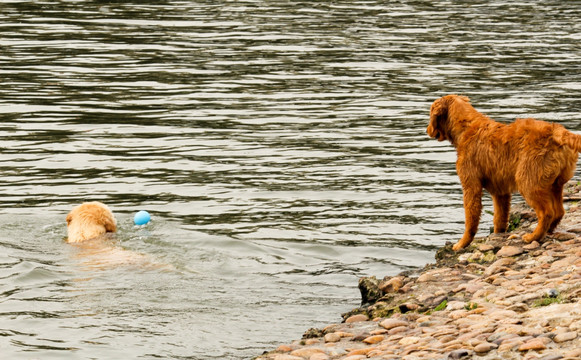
<box><xmin>66</xmin><ymin>212</ymin><xmax>73</xmax><ymax>225</ymax></box>
<box><xmin>102</xmin><ymin>210</ymin><xmax>117</xmax><ymax>233</ymax></box>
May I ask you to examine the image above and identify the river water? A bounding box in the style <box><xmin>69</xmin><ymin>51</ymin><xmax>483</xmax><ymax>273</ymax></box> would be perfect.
<box><xmin>0</xmin><ymin>1</ymin><xmax>580</xmax><ymax>359</ymax></box>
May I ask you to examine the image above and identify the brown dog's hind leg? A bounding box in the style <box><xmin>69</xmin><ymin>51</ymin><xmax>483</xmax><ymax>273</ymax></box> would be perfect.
<box><xmin>521</xmin><ymin>188</ymin><xmax>555</xmax><ymax>243</ymax></box>
<box><xmin>453</xmin><ymin>185</ymin><xmax>483</xmax><ymax>251</ymax></box>
<box><xmin>492</xmin><ymin>193</ymin><xmax>511</xmax><ymax>233</ymax></box>
<box><xmin>548</xmin><ymin>181</ymin><xmax>565</xmax><ymax>233</ymax></box>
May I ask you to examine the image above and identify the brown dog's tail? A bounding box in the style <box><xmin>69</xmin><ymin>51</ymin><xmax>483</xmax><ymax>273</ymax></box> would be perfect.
<box><xmin>554</xmin><ymin>126</ymin><xmax>581</xmax><ymax>152</ymax></box>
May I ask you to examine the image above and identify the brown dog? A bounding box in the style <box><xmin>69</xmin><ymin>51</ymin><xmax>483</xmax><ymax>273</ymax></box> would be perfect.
<box><xmin>66</xmin><ymin>201</ymin><xmax>117</xmax><ymax>243</ymax></box>
<box><xmin>428</xmin><ymin>94</ymin><xmax>581</xmax><ymax>251</ymax></box>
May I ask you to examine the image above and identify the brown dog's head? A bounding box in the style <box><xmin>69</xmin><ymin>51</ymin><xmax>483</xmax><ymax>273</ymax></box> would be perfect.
<box><xmin>427</xmin><ymin>94</ymin><xmax>471</xmax><ymax>142</ymax></box>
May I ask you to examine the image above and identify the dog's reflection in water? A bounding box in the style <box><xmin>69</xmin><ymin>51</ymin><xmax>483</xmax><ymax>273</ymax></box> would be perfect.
<box><xmin>66</xmin><ymin>202</ymin><xmax>169</xmax><ymax>271</ymax></box>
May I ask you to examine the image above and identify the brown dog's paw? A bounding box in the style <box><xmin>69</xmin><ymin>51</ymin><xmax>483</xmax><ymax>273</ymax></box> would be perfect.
<box><xmin>521</xmin><ymin>233</ymin><xmax>535</xmax><ymax>243</ymax></box>
<box><xmin>452</xmin><ymin>242</ymin><xmax>464</xmax><ymax>251</ymax></box>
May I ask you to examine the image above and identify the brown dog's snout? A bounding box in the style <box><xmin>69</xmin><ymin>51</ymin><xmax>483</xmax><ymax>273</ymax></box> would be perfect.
<box><xmin>426</xmin><ymin>125</ymin><xmax>436</xmax><ymax>139</ymax></box>
<box><xmin>427</xmin><ymin>124</ymin><xmax>444</xmax><ymax>141</ymax></box>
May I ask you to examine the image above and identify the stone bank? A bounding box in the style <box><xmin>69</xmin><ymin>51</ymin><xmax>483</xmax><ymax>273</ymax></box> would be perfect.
<box><xmin>255</xmin><ymin>182</ymin><xmax>581</xmax><ymax>360</ymax></box>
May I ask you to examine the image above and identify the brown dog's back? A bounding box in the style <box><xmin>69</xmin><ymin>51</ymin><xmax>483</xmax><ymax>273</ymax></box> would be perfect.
<box><xmin>464</xmin><ymin>117</ymin><xmax>578</xmax><ymax>195</ymax></box>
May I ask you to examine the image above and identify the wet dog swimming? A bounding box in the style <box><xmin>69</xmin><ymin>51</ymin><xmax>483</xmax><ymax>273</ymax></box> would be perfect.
<box><xmin>65</xmin><ymin>202</ymin><xmax>168</xmax><ymax>270</ymax></box>
<box><xmin>66</xmin><ymin>201</ymin><xmax>117</xmax><ymax>243</ymax></box>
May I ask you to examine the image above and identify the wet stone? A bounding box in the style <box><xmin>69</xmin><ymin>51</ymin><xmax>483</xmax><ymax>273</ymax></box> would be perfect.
<box><xmin>564</xmin><ymin>348</ymin><xmax>581</xmax><ymax>358</ymax></box>
<box><xmin>538</xmin><ymin>354</ymin><xmax>564</xmax><ymax>360</ymax></box>
<box><xmin>447</xmin><ymin>349</ymin><xmax>472</xmax><ymax>359</ymax></box>
<box><xmin>379</xmin><ymin>319</ymin><xmax>408</xmax><ymax>330</ymax></box>
<box><xmin>362</xmin><ymin>335</ymin><xmax>384</xmax><ymax>344</ymax></box>
<box><xmin>553</xmin><ymin>331</ymin><xmax>577</xmax><ymax>343</ymax></box>
<box><xmin>309</xmin><ymin>354</ymin><xmax>329</xmax><ymax>360</ymax></box>
<box><xmin>324</xmin><ymin>333</ymin><xmax>341</xmax><ymax>343</ymax></box>
<box><xmin>290</xmin><ymin>348</ymin><xmax>326</xmax><ymax>358</ymax></box>
<box><xmin>272</xmin><ymin>355</ymin><xmax>303</xmax><ymax>360</ymax></box>
<box><xmin>507</xmin><ymin>303</ymin><xmax>529</xmax><ymax>313</ymax></box>
<box><xmin>497</xmin><ymin>245</ymin><xmax>524</xmax><ymax>257</ymax></box>
<box><xmin>523</xmin><ymin>241</ymin><xmax>540</xmax><ymax>250</ymax></box>
<box><xmin>474</xmin><ymin>342</ymin><xmax>498</xmax><ymax>353</ymax></box>
<box><xmin>345</xmin><ymin>314</ymin><xmax>369</xmax><ymax>323</ymax></box>
<box><xmin>518</xmin><ymin>338</ymin><xmax>547</xmax><ymax>351</ymax></box>
<box><xmin>398</xmin><ymin>336</ymin><xmax>420</xmax><ymax>345</ymax></box>
<box><xmin>380</xmin><ymin>277</ymin><xmax>404</xmax><ymax>293</ymax></box>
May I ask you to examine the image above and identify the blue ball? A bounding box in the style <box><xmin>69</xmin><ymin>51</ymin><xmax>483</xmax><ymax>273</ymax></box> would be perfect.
<box><xmin>134</xmin><ymin>210</ymin><xmax>151</xmax><ymax>225</ymax></box>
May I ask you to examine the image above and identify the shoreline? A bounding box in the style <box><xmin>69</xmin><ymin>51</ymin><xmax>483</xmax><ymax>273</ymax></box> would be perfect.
<box><xmin>255</xmin><ymin>182</ymin><xmax>581</xmax><ymax>360</ymax></box>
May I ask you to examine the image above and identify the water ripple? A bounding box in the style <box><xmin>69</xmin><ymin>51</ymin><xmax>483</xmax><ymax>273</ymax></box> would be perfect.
<box><xmin>0</xmin><ymin>1</ymin><xmax>580</xmax><ymax>359</ymax></box>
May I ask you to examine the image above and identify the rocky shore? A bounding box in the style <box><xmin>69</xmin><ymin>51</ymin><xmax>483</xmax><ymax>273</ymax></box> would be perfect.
<box><xmin>255</xmin><ymin>182</ymin><xmax>581</xmax><ymax>360</ymax></box>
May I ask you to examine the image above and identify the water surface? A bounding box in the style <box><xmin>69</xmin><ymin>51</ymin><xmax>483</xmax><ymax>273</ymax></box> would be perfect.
<box><xmin>0</xmin><ymin>1</ymin><xmax>580</xmax><ymax>359</ymax></box>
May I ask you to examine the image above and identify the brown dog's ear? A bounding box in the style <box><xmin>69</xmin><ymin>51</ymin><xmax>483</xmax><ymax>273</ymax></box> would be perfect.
<box><xmin>427</xmin><ymin>97</ymin><xmax>449</xmax><ymax>141</ymax></box>
<box><xmin>66</xmin><ymin>213</ymin><xmax>72</xmax><ymax>225</ymax></box>
<box><xmin>431</xmin><ymin>97</ymin><xmax>447</xmax><ymax>119</ymax></box>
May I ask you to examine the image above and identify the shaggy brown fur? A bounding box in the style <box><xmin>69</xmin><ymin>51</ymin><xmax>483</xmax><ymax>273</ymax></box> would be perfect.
<box><xmin>428</xmin><ymin>94</ymin><xmax>581</xmax><ymax>251</ymax></box>
<box><xmin>66</xmin><ymin>202</ymin><xmax>117</xmax><ymax>243</ymax></box>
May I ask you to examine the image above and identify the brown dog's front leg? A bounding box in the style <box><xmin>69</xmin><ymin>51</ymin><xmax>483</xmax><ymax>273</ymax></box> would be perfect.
<box><xmin>453</xmin><ymin>186</ymin><xmax>483</xmax><ymax>251</ymax></box>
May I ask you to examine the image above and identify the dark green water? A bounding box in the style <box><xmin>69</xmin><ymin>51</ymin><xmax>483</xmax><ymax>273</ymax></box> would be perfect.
<box><xmin>0</xmin><ymin>1</ymin><xmax>580</xmax><ymax>358</ymax></box>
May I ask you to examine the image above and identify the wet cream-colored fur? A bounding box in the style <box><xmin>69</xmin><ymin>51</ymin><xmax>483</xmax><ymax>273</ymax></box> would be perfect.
<box><xmin>66</xmin><ymin>202</ymin><xmax>117</xmax><ymax>243</ymax></box>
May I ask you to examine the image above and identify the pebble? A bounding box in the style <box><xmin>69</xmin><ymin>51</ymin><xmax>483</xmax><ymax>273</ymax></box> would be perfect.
<box><xmin>484</xmin><ymin>257</ymin><xmax>516</xmax><ymax>276</ymax></box>
<box><xmin>345</xmin><ymin>314</ymin><xmax>369</xmax><ymax>323</ymax></box>
<box><xmin>446</xmin><ymin>301</ymin><xmax>466</xmax><ymax>311</ymax></box>
<box><xmin>342</xmin><ymin>356</ymin><xmax>366</xmax><ymax>360</ymax></box>
<box><xmin>379</xmin><ymin>319</ymin><xmax>409</xmax><ymax>330</ymax></box>
<box><xmin>564</xmin><ymin>348</ymin><xmax>581</xmax><ymax>357</ymax></box>
<box><xmin>506</xmin><ymin>302</ymin><xmax>529</xmax><ymax>313</ymax></box>
<box><xmin>523</xmin><ymin>241</ymin><xmax>540</xmax><ymax>250</ymax></box>
<box><xmin>388</xmin><ymin>326</ymin><xmax>408</xmax><ymax>335</ymax></box>
<box><xmin>345</xmin><ymin>348</ymin><xmax>373</xmax><ymax>356</ymax></box>
<box><xmin>323</xmin><ymin>333</ymin><xmax>341</xmax><ymax>343</ymax></box>
<box><xmin>398</xmin><ymin>336</ymin><xmax>420</xmax><ymax>345</ymax></box>
<box><xmin>447</xmin><ymin>349</ymin><xmax>472</xmax><ymax>359</ymax></box>
<box><xmin>308</xmin><ymin>354</ymin><xmax>329</xmax><ymax>360</ymax></box>
<box><xmin>473</xmin><ymin>342</ymin><xmax>498</xmax><ymax>353</ymax></box>
<box><xmin>380</xmin><ymin>277</ymin><xmax>404</xmax><ymax>293</ymax></box>
<box><xmin>273</xmin><ymin>355</ymin><xmax>303</xmax><ymax>360</ymax></box>
<box><xmin>289</xmin><ymin>348</ymin><xmax>326</xmax><ymax>358</ymax></box>
<box><xmin>417</xmin><ymin>273</ymin><xmax>436</xmax><ymax>282</ymax></box>
<box><xmin>497</xmin><ymin>245</ymin><xmax>524</xmax><ymax>257</ymax></box>
<box><xmin>498</xmin><ymin>339</ymin><xmax>523</xmax><ymax>352</ymax></box>
<box><xmin>553</xmin><ymin>331</ymin><xmax>577</xmax><ymax>343</ymax></box>
<box><xmin>362</xmin><ymin>335</ymin><xmax>384</xmax><ymax>344</ymax></box>
<box><xmin>277</xmin><ymin>345</ymin><xmax>293</xmax><ymax>352</ymax></box>
<box><xmin>518</xmin><ymin>338</ymin><xmax>547</xmax><ymax>351</ymax></box>
<box><xmin>478</xmin><ymin>244</ymin><xmax>494</xmax><ymax>252</ymax></box>
<box><xmin>538</xmin><ymin>354</ymin><xmax>564</xmax><ymax>360</ymax></box>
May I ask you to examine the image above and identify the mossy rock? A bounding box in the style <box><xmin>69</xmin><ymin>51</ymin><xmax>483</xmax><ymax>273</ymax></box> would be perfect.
<box><xmin>302</xmin><ymin>328</ymin><xmax>324</xmax><ymax>339</ymax></box>
<box><xmin>358</xmin><ymin>276</ymin><xmax>382</xmax><ymax>305</ymax></box>
<box><xmin>368</xmin><ymin>301</ymin><xmax>398</xmax><ymax>319</ymax></box>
